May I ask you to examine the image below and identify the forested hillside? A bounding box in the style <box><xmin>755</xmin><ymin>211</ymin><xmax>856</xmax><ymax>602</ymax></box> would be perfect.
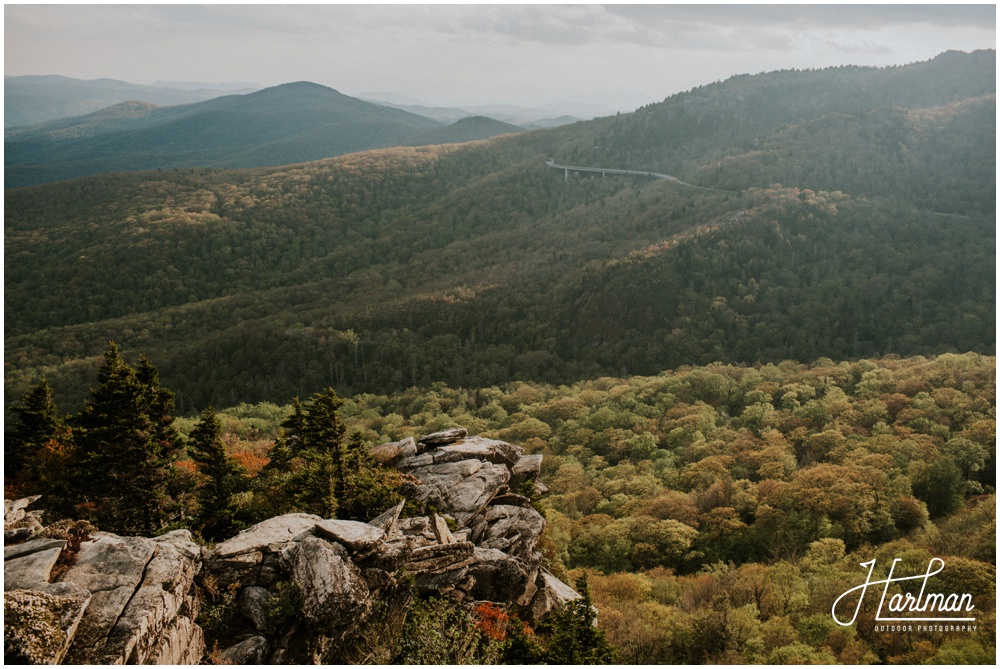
<box><xmin>4</xmin><ymin>82</ymin><xmax>449</xmax><ymax>187</ymax></box>
<box><xmin>9</xmin><ymin>352</ymin><xmax>992</xmax><ymax>663</ymax></box>
<box><xmin>5</xmin><ymin>50</ymin><xmax>995</xmax><ymax>413</ymax></box>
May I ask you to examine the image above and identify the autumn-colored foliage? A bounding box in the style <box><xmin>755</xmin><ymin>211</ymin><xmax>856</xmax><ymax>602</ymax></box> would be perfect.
<box><xmin>473</xmin><ymin>602</ymin><xmax>509</xmax><ymax>641</ymax></box>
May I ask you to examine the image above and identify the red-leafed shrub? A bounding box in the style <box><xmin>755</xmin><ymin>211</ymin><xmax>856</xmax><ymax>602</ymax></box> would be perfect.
<box><xmin>473</xmin><ymin>602</ymin><xmax>509</xmax><ymax>641</ymax></box>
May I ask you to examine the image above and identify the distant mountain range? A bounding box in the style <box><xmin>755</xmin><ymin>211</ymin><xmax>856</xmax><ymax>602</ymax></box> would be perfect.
<box><xmin>359</xmin><ymin>93</ymin><xmax>607</xmax><ymax>127</ymax></box>
<box><xmin>4</xmin><ymin>74</ymin><xmax>261</xmax><ymax>128</ymax></box>
<box><xmin>400</xmin><ymin>116</ymin><xmax>524</xmax><ymax>146</ymax></box>
<box><xmin>5</xmin><ymin>82</ymin><xmax>528</xmax><ymax>187</ymax></box>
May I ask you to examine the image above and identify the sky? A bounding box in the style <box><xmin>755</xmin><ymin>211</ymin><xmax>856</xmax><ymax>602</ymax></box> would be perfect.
<box><xmin>5</xmin><ymin>3</ymin><xmax>996</xmax><ymax>113</ymax></box>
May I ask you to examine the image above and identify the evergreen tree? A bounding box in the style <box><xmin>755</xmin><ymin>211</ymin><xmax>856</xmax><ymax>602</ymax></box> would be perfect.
<box><xmin>287</xmin><ymin>388</ymin><xmax>346</xmax><ymax>517</ymax></box>
<box><xmin>337</xmin><ymin>431</ymin><xmax>405</xmax><ymax>521</ymax></box>
<box><xmin>541</xmin><ymin>572</ymin><xmax>618</xmax><ymax>664</ymax></box>
<box><xmin>7</xmin><ymin>379</ymin><xmax>63</xmax><ymax>480</ymax></box>
<box><xmin>6</xmin><ymin>379</ymin><xmax>76</xmax><ymax>515</ymax></box>
<box><xmin>279</xmin><ymin>387</ymin><xmax>401</xmax><ymax>519</ymax></box>
<box><xmin>501</xmin><ymin>614</ymin><xmax>546</xmax><ymax>664</ymax></box>
<box><xmin>263</xmin><ymin>430</ymin><xmax>294</xmax><ymax>474</ymax></box>
<box><xmin>71</xmin><ymin>342</ymin><xmax>181</xmax><ymax>534</ymax></box>
<box><xmin>189</xmin><ymin>406</ymin><xmax>246</xmax><ymax>540</ymax></box>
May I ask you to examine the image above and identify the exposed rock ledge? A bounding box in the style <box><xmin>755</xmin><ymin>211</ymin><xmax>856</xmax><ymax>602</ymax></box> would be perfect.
<box><xmin>4</xmin><ymin>428</ymin><xmax>576</xmax><ymax>664</ymax></box>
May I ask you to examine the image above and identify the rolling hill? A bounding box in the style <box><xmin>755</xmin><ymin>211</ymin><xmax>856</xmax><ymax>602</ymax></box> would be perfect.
<box><xmin>4</xmin><ymin>83</ymin><xmax>536</xmax><ymax>187</ymax></box>
<box><xmin>4</xmin><ymin>51</ymin><xmax>995</xmax><ymax>412</ymax></box>
<box><xmin>400</xmin><ymin>116</ymin><xmax>524</xmax><ymax>145</ymax></box>
<box><xmin>4</xmin><ymin>82</ymin><xmax>450</xmax><ymax>187</ymax></box>
<box><xmin>4</xmin><ymin>74</ymin><xmax>259</xmax><ymax>128</ymax></box>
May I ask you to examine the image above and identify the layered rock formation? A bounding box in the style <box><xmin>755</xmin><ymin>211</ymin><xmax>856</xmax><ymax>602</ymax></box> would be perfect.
<box><xmin>4</xmin><ymin>498</ymin><xmax>203</xmax><ymax>664</ymax></box>
<box><xmin>4</xmin><ymin>428</ymin><xmax>578</xmax><ymax>664</ymax></box>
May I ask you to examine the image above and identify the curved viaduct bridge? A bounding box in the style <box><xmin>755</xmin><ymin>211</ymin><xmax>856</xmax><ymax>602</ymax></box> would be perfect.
<box><xmin>545</xmin><ymin>158</ymin><xmax>682</xmax><ymax>182</ymax></box>
<box><xmin>545</xmin><ymin>159</ymin><xmax>732</xmax><ymax>192</ymax></box>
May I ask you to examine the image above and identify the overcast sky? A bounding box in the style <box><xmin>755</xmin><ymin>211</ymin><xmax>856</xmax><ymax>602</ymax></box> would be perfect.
<box><xmin>5</xmin><ymin>3</ymin><xmax>996</xmax><ymax>112</ymax></box>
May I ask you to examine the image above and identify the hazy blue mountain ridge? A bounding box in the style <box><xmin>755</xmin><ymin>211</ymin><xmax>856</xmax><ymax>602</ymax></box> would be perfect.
<box><xmin>5</xmin><ymin>82</ymin><xmax>536</xmax><ymax>187</ymax></box>
<box><xmin>4</xmin><ymin>74</ymin><xmax>260</xmax><ymax>127</ymax></box>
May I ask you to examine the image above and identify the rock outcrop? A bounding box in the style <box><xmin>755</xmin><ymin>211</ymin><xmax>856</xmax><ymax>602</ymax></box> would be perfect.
<box><xmin>4</xmin><ymin>498</ymin><xmax>204</xmax><ymax>665</ymax></box>
<box><xmin>4</xmin><ymin>428</ymin><xmax>576</xmax><ymax>664</ymax></box>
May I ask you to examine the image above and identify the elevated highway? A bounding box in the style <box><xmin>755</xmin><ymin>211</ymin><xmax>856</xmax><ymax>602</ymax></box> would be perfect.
<box><xmin>545</xmin><ymin>158</ymin><xmax>682</xmax><ymax>182</ymax></box>
<box><xmin>545</xmin><ymin>159</ymin><xmax>734</xmax><ymax>192</ymax></box>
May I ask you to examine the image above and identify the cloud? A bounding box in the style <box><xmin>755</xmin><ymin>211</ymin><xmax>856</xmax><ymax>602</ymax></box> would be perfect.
<box><xmin>4</xmin><ymin>4</ymin><xmax>995</xmax><ymax>109</ymax></box>
<box><xmin>604</xmin><ymin>4</ymin><xmax>995</xmax><ymax>32</ymax></box>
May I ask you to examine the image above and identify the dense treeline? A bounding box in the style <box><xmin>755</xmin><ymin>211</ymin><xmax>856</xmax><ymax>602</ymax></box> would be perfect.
<box><xmin>568</xmin><ymin>50</ymin><xmax>995</xmax><ymax>201</ymax></box>
<box><xmin>7</xmin><ymin>181</ymin><xmax>991</xmax><ymax>414</ymax></box>
<box><xmin>6</xmin><ymin>52</ymin><xmax>994</xmax><ymax>412</ymax></box>
<box><xmin>8</xmin><ymin>351</ymin><xmax>992</xmax><ymax>663</ymax></box>
<box><xmin>4</xmin><ymin>343</ymin><xmax>618</xmax><ymax>665</ymax></box>
<box><xmin>692</xmin><ymin>95</ymin><xmax>996</xmax><ymax>214</ymax></box>
<box><xmin>219</xmin><ymin>353</ymin><xmax>996</xmax><ymax>664</ymax></box>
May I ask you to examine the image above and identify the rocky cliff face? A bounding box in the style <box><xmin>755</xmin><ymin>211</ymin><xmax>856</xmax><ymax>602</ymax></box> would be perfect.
<box><xmin>4</xmin><ymin>509</ymin><xmax>203</xmax><ymax>665</ymax></box>
<box><xmin>4</xmin><ymin>429</ymin><xmax>578</xmax><ymax>664</ymax></box>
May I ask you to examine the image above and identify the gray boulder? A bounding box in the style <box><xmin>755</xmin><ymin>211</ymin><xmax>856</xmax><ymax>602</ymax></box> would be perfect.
<box><xmin>220</xmin><ymin>635</ymin><xmax>269</xmax><ymax>664</ymax></box>
<box><xmin>529</xmin><ymin>570</ymin><xmax>582</xmax><ymax>621</ymax></box>
<box><xmin>406</xmin><ymin>541</ymin><xmax>476</xmax><ymax>573</ymax></box>
<box><xmin>466</xmin><ymin>548</ymin><xmax>531</xmax><ymax>603</ymax></box>
<box><xmin>203</xmin><ymin>513</ymin><xmax>323</xmax><ymax>589</ymax></box>
<box><xmin>369</xmin><ymin>437</ymin><xmax>416</xmax><ymax>464</ymax></box>
<box><xmin>471</xmin><ymin>504</ymin><xmax>545</xmax><ymax>561</ymax></box>
<box><xmin>58</xmin><ymin>533</ymin><xmax>157</xmax><ymax>664</ymax></box>
<box><xmin>510</xmin><ymin>454</ymin><xmax>544</xmax><ymax>489</ymax></box>
<box><xmin>357</xmin><ymin>537</ymin><xmax>411</xmax><ymax>574</ymax></box>
<box><xmin>314</xmin><ymin>519</ymin><xmax>385</xmax><ymax>552</ymax></box>
<box><xmin>418</xmin><ymin>427</ymin><xmax>468</xmax><ymax>448</ymax></box>
<box><xmin>432</xmin><ymin>514</ymin><xmax>457</xmax><ymax>544</ymax></box>
<box><xmin>4</xmin><ymin>495</ymin><xmax>42</xmax><ymax>528</ymax></box>
<box><xmin>63</xmin><ymin>530</ymin><xmax>203</xmax><ymax>665</ymax></box>
<box><xmin>405</xmin><ymin>459</ymin><xmax>510</xmax><ymax>524</ymax></box>
<box><xmin>4</xmin><ymin>496</ymin><xmax>45</xmax><ymax>543</ymax></box>
<box><xmin>5</xmin><ymin>537</ymin><xmax>68</xmax><ymax>562</ymax></box>
<box><xmin>368</xmin><ymin>499</ymin><xmax>406</xmax><ymax>538</ymax></box>
<box><xmin>490</xmin><ymin>493</ymin><xmax>532</xmax><ymax>507</ymax></box>
<box><xmin>207</xmin><ymin>513</ymin><xmax>322</xmax><ymax>560</ymax></box>
<box><xmin>4</xmin><ymin>544</ymin><xmax>65</xmax><ymax>591</ymax></box>
<box><xmin>284</xmin><ymin>537</ymin><xmax>371</xmax><ymax>633</ymax></box>
<box><xmin>435</xmin><ymin>436</ymin><xmax>525</xmax><ymax>468</ymax></box>
<box><xmin>240</xmin><ymin>586</ymin><xmax>275</xmax><ymax>634</ymax></box>
<box><xmin>149</xmin><ymin>614</ymin><xmax>204</xmax><ymax>665</ymax></box>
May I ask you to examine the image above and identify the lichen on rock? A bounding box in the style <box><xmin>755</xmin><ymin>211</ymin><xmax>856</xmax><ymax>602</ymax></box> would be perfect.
<box><xmin>4</xmin><ymin>589</ymin><xmax>90</xmax><ymax>664</ymax></box>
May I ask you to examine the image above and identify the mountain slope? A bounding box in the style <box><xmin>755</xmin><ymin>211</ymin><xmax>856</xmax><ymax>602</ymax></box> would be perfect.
<box><xmin>4</xmin><ymin>74</ymin><xmax>259</xmax><ymax>128</ymax></box>
<box><xmin>400</xmin><ymin>116</ymin><xmax>524</xmax><ymax>145</ymax></box>
<box><xmin>5</xmin><ymin>52</ymin><xmax>995</xmax><ymax>411</ymax></box>
<box><xmin>552</xmin><ymin>49</ymin><xmax>996</xmax><ymax>183</ymax></box>
<box><xmin>4</xmin><ymin>100</ymin><xmax>164</xmax><ymax>141</ymax></box>
<box><xmin>4</xmin><ymin>82</ymin><xmax>444</xmax><ymax>187</ymax></box>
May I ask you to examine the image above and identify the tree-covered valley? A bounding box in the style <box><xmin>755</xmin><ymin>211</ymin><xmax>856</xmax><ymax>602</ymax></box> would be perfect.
<box><xmin>5</xmin><ymin>50</ymin><xmax>995</xmax><ymax>413</ymax></box>
<box><xmin>4</xmin><ymin>50</ymin><xmax>996</xmax><ymax>665</ymax></box>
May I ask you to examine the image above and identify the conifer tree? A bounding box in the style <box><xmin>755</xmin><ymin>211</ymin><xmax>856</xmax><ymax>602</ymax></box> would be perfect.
<box><xmin>7</xmin><ymin>379</ymin><xmax>63</xmax><ymax>480</ymax></box>
<box><xmin>6</xmin><ymin>380</ymin><xmax>76</xmax><ymax>514</ymax></box>
<box><xmin>286</xmin><ymin>388</ymin><xmax>346</xmax><ymax>517</ymax></box>
<box><xmin>189</xmin><ymin>406</ymin><xmax>246</xmax><ymax>540</ymax></box>
<box><xmin>541</xmin><ymin>572</ymin><xmax>618</xmax><ymax>664</ymax></box>
<box><xmin>279</xmin><ymin>387</ymin><xmax>401</xmax><ymax>519</ymax></box>
<box><xmin>337</xmin><ymin>431</ymin><xmax>405</xmax><ymax>521</ymax></box>
<box><xmin>71</xmin><ymin>342</ymin><xmax>180</xmax><ymax>534</ymax></box>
